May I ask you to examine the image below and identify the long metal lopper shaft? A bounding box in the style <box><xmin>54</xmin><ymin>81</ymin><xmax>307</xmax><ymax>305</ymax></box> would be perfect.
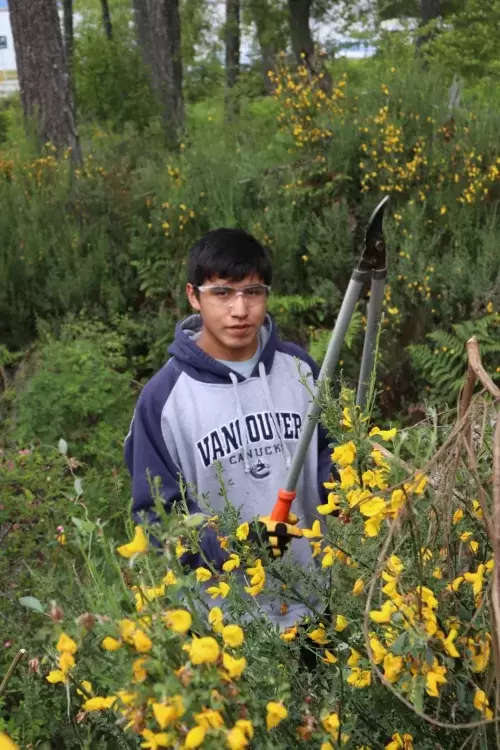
<box><xmin>270</xmin><ymin>196</ymin><xmax>390</xmax><ymax>522</ymax></box>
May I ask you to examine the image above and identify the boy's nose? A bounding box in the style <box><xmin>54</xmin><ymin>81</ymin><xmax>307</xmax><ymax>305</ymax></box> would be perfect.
<box><xmin>230</xmin><ymin>293</ymin><xmax>249</xmax><ymax>316</ymax></box>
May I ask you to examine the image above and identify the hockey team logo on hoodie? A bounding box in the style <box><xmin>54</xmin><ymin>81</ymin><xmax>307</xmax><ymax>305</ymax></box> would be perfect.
<box><xmin>196</xmin><ymin>410</ymin><xmax>302</xmax><ymax>475</ymax></box>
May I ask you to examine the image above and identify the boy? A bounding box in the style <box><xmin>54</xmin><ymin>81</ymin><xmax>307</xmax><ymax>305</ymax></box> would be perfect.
<box><xmin>124</xmin><ymin>228</ymin><xmax>332</xmax><ymax>626</ymax></box>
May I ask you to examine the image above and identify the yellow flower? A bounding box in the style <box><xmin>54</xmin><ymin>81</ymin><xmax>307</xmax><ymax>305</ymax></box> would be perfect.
<box><xmin>0</xmin><ymin>732</ymin><xmax>20</xmax><ymax>750</ymax></box>
<box><xmin>186</xmin><ymin>636</ymin><xmax>220</xmax><ymax>665</ymax></box>
<box><xmin>236</xmin><ymin>522</ymin><xmax>249</xmax><ymax>541</ymax></box>
<box><xmin>163</xmin><ymin>570</ymin><xmax>177</xmax><ymax>586</ymax></box>
<box><xmin>342</xmin><ymin>407</ymin><xmax>353</xmax><ymax>428</ymax></box>
<box><xmin>369</xmin><ymin>636</ymin><xmax>387</xmax><ymax>664</ymax></box>
<box><xmin>347</xmin><ymin>668</ymin><xmax>371</xmax><ymax>688</ymax></box>
<box><xmin>119</xmin><ymin>619</ymin><xmax>136</xmax><ymax>643</ymax></box>
<box><xmin>386</xmin><ymin>733</ymin><xmax>413</xmax><ymax>749</ymax></box>
<box><xmin>244</xmin><ymin>559</ymin><xmax>266</xmax><ymax>596</ymax></box>
<box><xmin>132</xmin><ymin>657</ymin><xmax>147</xmax><ymax>683</ymax></box>
<box><xmin>371</xmin><ymin>448</ymin><xmax>390</xmax><ymax>469</ymax></box>
<box><xmin>266</xmin><ymin>701</ymin><xmax>288</xmax><ymax>730</ymax></box>
<box><xmin>195</xmin><ymin>567</ymin><xmax>212</xmax><ymax>582</ymax></box>
<box><xmin>469</xmin><ymin>637</ymin><xmax>490</xmax><ymax>673</ymax></box>
<box><xmin>365</xmin><ymin>512</ymin><xmax>385</xmax><ymax>538</ymax></box>
<box><xmin>226</xmin><ymin>727</ymin><xmax>248</xmax><ymax>750</ymax></box>
<box><xmin>442</xmin><ymin>629</ymin><xmax>460</xmax><ymax>658</ymax></box>
<box><xmin>352</xmin><ymin>578</ymin><xmax>364</xmax><ymax>595</ymax></box>
<box><xmin>184</xmin><ymin>725</ymin><xmax>206</xmax><ymax>748</ymax></box>
<box><xmin>323</xmin><ymin>649</ymin><xmax>338</xmax><ymax>664</ymax></box>
<box><xmin>153</xmin><ymin>697</ymin><xmax>185</xmax><ymax>729</ymax></box>
<box><xmin>425</xmin><ymin>661</ymin><xmax>447</xmax><ymax>697</ymax></box>
<box><xmin>322</xmin><ymin>712</ymin><xmax>340</xmax><ymax>738</ymax></box>
<box><xmin>302</xmin><ymin>520</ymin><xmax>323</xmax><ymax>538</ymax></box>
<box><xmin>208</xmin><ymin>606</ymin><xmax>224</xmax><ymax>633</ymax></box>
<box><xmin>359</xmin><ymin>496</ymin><xmax>386</xmax><ymax>517</ymax></box>
<box><xmin>474</xmin><ymin>689</ymin><xmax>493</xmax><ymax>720</ymax></box>
<box><xmin>222</xmin><ymin>553</ymin><xmax>241</xmax><ymax>572</ymax></box>
<box><xmin>452</xmin><ymin>508</ymin><xmax>464</xmax><ymax>524</ymax></box>
<box><xmin>58</xmin><ymin>651</ymin><xmax>75</xmax><ymax>674</ymax></box>
<box><xmin>331</xmin><ymin>441</ymin><xmax>357</xmax><ymax>467</ymax></box>
<box><xmin>76</xmin><ymin>680</ymin><xmax>93</xmax><ymax>696</ymax></box>
<box><xmin>347</xmin><ymin>649</ymin><xmax>361</xmax><ymax>667</ymax></box>
<box><xmin>335</xmin><ymin>615</ymin><xmax>348</xmax><ymax>632</ymax></box>
<box><xmin>464</xmin><ymin>564</ymin><xmax>486</xmax><ymax>598</ymax></box>
<box><xmin>206</xmin><ymin>582</ymin><xmax>230</xmax><ymax>599</ymax></box>
<box><xmin>280</xmin><ymin>626</ymin><xmax>298</xmax><ymax>642</ymax></box>
<box><xmin>117</xmin><ymin>526</ymin><xmax>149</xmax><ymax>558</ymax></box>
<box><xmin>164</xmin><ymin>609</ymin><xmax>193</xmax><ymax>634</ymax></box>
<box><xmin>176</xmin><ymin>539</ymin><xmax>187</xmax><ymax>558</ymax></box>
<box><xmin>222</xmin><ymin>652</ymin><xmax>247</xmax><ymax>679</ymax></box>
<box><xmin>141</xmin><ymin>729</ymin><xmax>173</xmax><ymax>749</ymax></box>
<box><xmin>222</xmin><ymin>624</ymin><xmax>244</xmax><ymax>648</ymax></box>
<box><xmin>46</xmin><ymin>669</ymin><xmax>66</xmax><ymax>684</ymax></box>
<box><xmin>132</xmin><ymin>629</ymin><xmax>152</xmax><ymax>653</ymax></box>
<box><xmin>235</xmin><ymin>719</ymin><xmax>253</xmax><ymax>740</ymax></box>
<box><xmin>309</xmin><ymin>624</ymin><xmax>329</xmax><ymax>644</ymax></box>
<box><xmin>339</xmin><ymin>466</ymin><xmax>359</xmax><ymax>489</ymax></box>
<box><xmin>440</xmin><ymin>205</ymin><xmax>447</xmax><ymax>215</ymax></box>
<box><xmin>56</xmin><ymin>633</ymin><xmax>77</xmax><ymax>654</ymax></box>
<box><xmin>83</xmin><ymin>696</ymin><xmax>116</xmax><ymax>711</ymax></box>
<box><xmin>194</xmin><ymin>709</ymin><xmax>224</xmax><ymax>729</ymax></box>
<box><xmin>387</xmin><ymin>555</ymin><xmax>404</xmax><ymax>575</ymax></box>
<box><xmin>370</xmin><ymin>600</ymin><xmax>397</xmax><ymax>623</ymax></box>
<box><xmin>383</xmin><ymin>653</ymin><xmax>403</xmax><ymax>683</ymax></box>
<box><xmin>460</xmin><ymin>531</ymin><xmax>473</xmax><ymax>542</ymax></box>
<box><xmin>317</xmin><ymin>493</ymin><xmax>341</xmax><ymax>515</ymax></box>
<box><xmin>369</xmin><ymin>426</ymin><xmax>396</xmax><ymax>441</ymax></box>
<box><xmin>101</xmin><ymin>637</ymin><xmax>122</xmax><ymax>652</ymax></box>
<box><xmin>322</xmin><ymin>546</ymin><xmax>334</xmax><ymax>568</ymax></box>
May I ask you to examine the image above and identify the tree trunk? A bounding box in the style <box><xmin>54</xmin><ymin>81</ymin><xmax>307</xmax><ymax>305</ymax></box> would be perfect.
<box><xmin>146</xmin><ymin>0</ymin><xmax>184</xmax><ymax>146</ymax></box>
<box><xmin>101</xmin><ymin>0</ymin><xmax>113</xmax><ymax>40</ymax></box>
<box><xmin>421</xmin><ymin>0</ymin><xmax>441</xmax><ymax>24</ymax></box>
<box><xmin>63</xmin><ymin>0</ymin><xmax>74</xmax><ymax>68</ymax></box>
<box><xmin>250</xmin><ymin>0</ymin><xmax>276</xmax><ymax>93</ymax></box>
<box><xmin>287</xmin><ymin>0</ymin><xmax>332</xmax><ymax>92</ymax></box>
<box><xmin>8</xmin><ymin>0</ymin><xmax>81</xmax><ymax>160</ymax></box>
<box><xmin>225</xmin><ymin>0</ymin><xmax>240</xmax><ymax>118</ymax></box>
<box><xmin>132</xmin><ymin>0</ymin><xmax>151</xmax><ymax>68</ymax></box>
<box><xmin>418</xmin><ymin>0</ymin><xmax>441</xmax><ymax>45</ymax></box>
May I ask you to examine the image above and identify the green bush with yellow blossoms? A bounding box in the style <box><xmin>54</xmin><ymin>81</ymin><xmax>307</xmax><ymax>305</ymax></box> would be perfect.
<box><xmin>11</xmin><ymin>374</ymin><xmax>494</xmax><ymax>750</ymax></box>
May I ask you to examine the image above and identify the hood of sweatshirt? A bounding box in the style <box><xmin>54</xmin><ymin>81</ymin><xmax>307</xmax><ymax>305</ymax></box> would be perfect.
<box><xmin>167</xmin><ymin>313</ymin><xmax>276</xmax><ymax>383</ymax></box>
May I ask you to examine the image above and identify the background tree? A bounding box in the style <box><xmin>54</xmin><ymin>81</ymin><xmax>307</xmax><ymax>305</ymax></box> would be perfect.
<box><xmin>101</xmin><ymin>0</ymin><xmax>114</xmax><ymax>38</ymax></box>
<box><xmin>288</xmin><ymin>0</ymin><xmax>332</xmax><ymax>90</ymax></box>
<box><xmin>146</xmin><ymin>0</ymin><xmax>184</xmax><ymax>145</ymax></box>
<box><xmin>225</xmin><ymin>0</ymin><xmax>240</xmax><ymax>117</ymax></box>
<box><xmin>132</xmin><ymin>0</ymin><xmax>152</xmax><ymax>68</ymax></box>
<box><xmin>246</xmin><ymin>0</ymin><xmax>287</xmax><ymax>92</ymax></box>
<box><xmin>63</xmin><ymin>0</ymin><xmax>75</xmax><ymax>67</ymax></box>
<box><xmin>8</xmin><ymin>0</ymin><xmax>81</xmax><ymax>160</ymax></box>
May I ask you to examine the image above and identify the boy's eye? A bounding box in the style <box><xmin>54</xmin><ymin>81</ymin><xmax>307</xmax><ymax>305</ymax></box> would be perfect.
<box><xmin>211</xmin><ymin>287</ymin><xmax>231</xmax><ymax>297</ymax></box>
<box><xmin>246</xmin><ymin>286</ymin><xmax>263</xmax><ymax>296</ymax></box>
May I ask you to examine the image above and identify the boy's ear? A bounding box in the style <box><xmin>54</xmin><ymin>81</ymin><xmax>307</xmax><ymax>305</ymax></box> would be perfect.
<box><xmin>186</xmin><ymin>283</ymin><xmax>201</xmax><ymax>311</ymax></box>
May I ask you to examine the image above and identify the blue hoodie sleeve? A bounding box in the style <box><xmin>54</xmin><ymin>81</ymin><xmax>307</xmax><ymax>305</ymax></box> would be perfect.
<box><xmin>124</xmin><ymin>369</ymin><xmax>228</xmax><ymax>569</ymax></box>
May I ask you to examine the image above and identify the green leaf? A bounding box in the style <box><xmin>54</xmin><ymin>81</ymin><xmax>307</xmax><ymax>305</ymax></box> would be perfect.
<box><xmin>71</xmin><ymin>516</ymin><xmax>96</xmax><ymax>534</ymax></box>
<box><xmin>183</xmin><ymin>513</ymin><xmax>208</xmax><ymax>528</ymax></box>
<box><xmin>19</xmin><ymin>596</ymin><xmax>45</xmax><ymax>613</ymax></box>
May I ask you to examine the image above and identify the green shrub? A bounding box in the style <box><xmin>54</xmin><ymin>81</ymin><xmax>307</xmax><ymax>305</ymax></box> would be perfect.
<box><xmin>74</xmin><ymin>27</ymin><xmax>159</xmax><ymax>131</ymax></box>
<box><xmin>12</xmin><ymin>319</ymin><xmax>135</xmax><ymax>460</ymax></box>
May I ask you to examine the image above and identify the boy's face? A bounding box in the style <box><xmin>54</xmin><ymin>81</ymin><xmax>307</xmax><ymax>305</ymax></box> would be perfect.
<box><xmin>186</xmin><ymin>274</ymin><xmax>268</xmax><ymax>361</ymax></box>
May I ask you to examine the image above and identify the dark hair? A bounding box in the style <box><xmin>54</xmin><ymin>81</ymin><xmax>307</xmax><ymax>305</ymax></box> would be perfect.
<box><xmin>187</xmin><ymin>228</ymin><xmax>273</xmax><ymax>288</ymax></box>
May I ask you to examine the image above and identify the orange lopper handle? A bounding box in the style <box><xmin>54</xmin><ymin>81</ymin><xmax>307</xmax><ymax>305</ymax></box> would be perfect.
<box><xmin>269</xmin><ymin>488</ymin><xmax>296</xmax><ymax>522</ymax></box>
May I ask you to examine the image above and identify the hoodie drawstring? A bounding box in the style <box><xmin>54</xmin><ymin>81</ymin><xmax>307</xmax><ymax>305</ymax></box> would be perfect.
<box><xmin>229</xmin><ymin>372</ymin><xmax>251</xmax><ymax>473</ymax></box>
<box><xmin>258</xmin><ymin>362</ymin><xmax>292</xmax><ymax>469</ymax></box>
